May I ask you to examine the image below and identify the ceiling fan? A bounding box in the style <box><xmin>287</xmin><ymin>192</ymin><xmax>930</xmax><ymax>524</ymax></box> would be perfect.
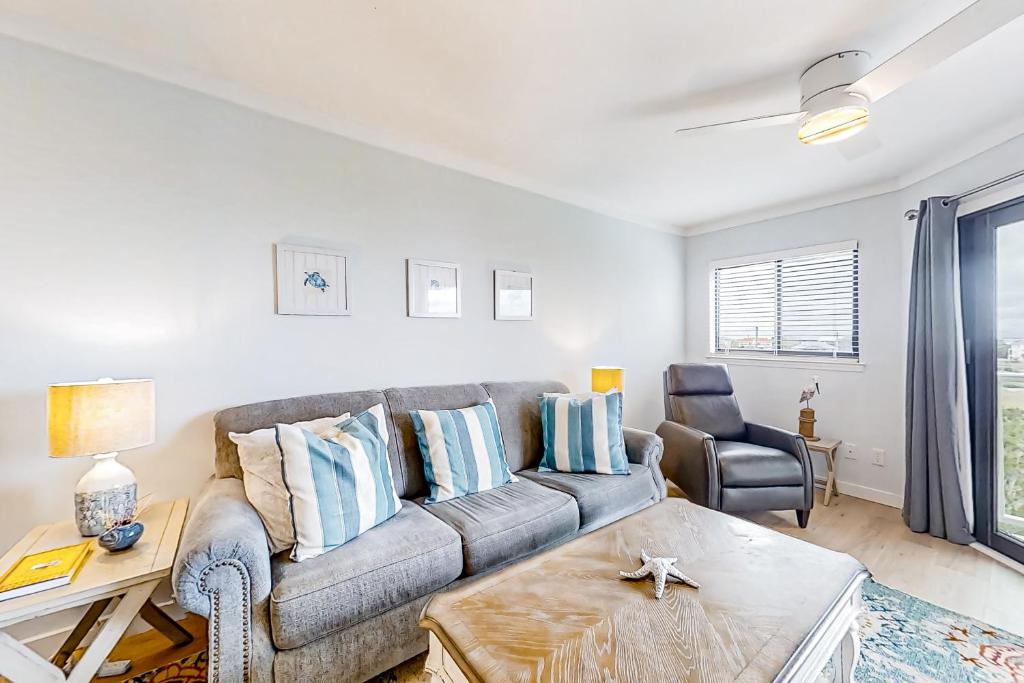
<box><xmin>674</xmin><ymin>0</ymin><xmax>1024</xmax><ymax>145</ymax></box>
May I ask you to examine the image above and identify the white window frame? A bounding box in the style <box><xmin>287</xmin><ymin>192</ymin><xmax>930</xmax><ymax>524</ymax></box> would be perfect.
<box><xmin>707</xmin><ymin>240</ymin><xmax>863</xmax><ymax>370</ymax></box>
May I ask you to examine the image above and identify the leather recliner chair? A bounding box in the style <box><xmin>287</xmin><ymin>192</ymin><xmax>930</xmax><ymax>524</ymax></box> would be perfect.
<box><xmin>656</xmin><ymin>363</ymin><xmax>814</xmax><ymax>527</ymax></box>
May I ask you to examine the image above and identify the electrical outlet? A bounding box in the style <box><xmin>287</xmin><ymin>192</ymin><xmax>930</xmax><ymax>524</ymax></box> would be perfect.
<box><xmin>844</xmin><ymin>443</ymin><xmax>857</xmax><ymax>459</ymax></box>
<box><xmin>872</xmin><ymin>448</ymin><xmax>885</xmax><ymax>467</ymax></box>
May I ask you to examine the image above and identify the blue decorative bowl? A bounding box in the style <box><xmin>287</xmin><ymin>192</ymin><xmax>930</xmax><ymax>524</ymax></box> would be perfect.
<box><xmin>98</xmin><ymin>521</ymin><xmax>144</xmax><ymax>552</ymax></box>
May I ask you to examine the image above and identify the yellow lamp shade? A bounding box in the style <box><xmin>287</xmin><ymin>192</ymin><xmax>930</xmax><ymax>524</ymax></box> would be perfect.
<box><xmin>591</xmin><ymin>367</ymin><xmax>624</xmax><ymax>394</ymax></box>
<box><xmin>48</xmin><ymin>379</ymin><xmax>155</xmax><ymax>457</ymax></box>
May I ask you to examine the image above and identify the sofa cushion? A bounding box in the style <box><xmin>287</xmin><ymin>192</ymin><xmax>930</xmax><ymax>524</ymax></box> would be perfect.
<box><xmin>277</xmin><ymin>405</ymin><xmax>401</xmax><ymax>562</ymax></box>
<box><xmin>519</xmin><ymin>464</ymin><xmax>658</xmax><ymax>531</ymax></box>
<box><xmin>481</xmin><ymin>381</ymin><xmax>568</xmax><ymax>472</ymax></box>
<box><xmin>229</xmin><ymin>411</ymin><xmax>350</xmax><ymax>554</ymax></box>
<box><xmin>716</xmin><ymin>441</ymin><xmax>804</xmax><ymax>488</ymax></box>
<box><xmin>269</xmin><ymin>503</ymin><xmax>462</xmax><ymax>650</ymax></box>
<box><xmin>420</xmin><ymin>478</ymin><xmax>579</xmax><ymax>576</ymax></box>
<box><xmin>538</xmin><ymin>392</ymin><xmax>629</xmax><ymax>474</ymax></box>
<box><xmin>411</xmin><ymin>401</ymin><xmax>517</xmax><ymax>503</ymax></box>
<box><xmin>384</xmin><ymin>384</ymin><xmax>491</xmax><ymax>500</ymax></box>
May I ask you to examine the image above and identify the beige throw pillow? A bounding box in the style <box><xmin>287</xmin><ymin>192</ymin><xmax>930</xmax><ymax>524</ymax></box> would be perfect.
<box><xmin>229</xmin><ymin>413</ymin><xmax>349</xmax><ymax>554</ymax></box>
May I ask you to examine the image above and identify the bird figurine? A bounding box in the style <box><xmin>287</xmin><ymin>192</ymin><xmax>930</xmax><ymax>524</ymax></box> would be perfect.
<box><xmin>799</xmin><ymin>375</ymin><xmax>822</xmax><ymax>408</ymax></box>
<box><xmin>619</xmin><ymin>549</ymin><xmax>700</xmax><ymax>598</ymax></box>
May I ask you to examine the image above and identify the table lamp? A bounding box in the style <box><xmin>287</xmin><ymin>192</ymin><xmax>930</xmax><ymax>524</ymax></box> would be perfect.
<box><xmin>48</xmin><ymin>378</ymin><xmax>155</xmax><ymax>536</ymax></box>
<box><xmin>591</xmin><ymin>366</ymin><xmax>624</xmax><ymax>393</ymax></box>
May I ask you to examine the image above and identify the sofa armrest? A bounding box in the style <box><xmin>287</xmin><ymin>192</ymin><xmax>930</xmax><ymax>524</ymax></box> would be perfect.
<box><xmin>655</xmin><ymin>421</ymin><xmax>721</xmax><ymax>509</ymax></box>
<box><xmin>623</xmin><ymin>427</ymin><xmax>666</xmax><ymax>500</ymax></box>
<box><xmin>172</xmin><ymin>477</ymin><xmax>274</xmax><ymax>683</ymax></box>
<box><xmin>745</xmin><ymin>422</ymin><xmax>814</xmax><ymax>510</ymax></box>
<box><xmin>623</xmin><ymin>427</ymin><xmax>663</xmax><ymax>467</ymax></box>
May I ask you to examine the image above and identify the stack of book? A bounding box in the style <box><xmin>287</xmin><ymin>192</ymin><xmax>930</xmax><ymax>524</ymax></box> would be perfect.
<box><xmin>0</xmin><ymin>541</ymin><xmax>92</xmax><ymax>602</ymax></box>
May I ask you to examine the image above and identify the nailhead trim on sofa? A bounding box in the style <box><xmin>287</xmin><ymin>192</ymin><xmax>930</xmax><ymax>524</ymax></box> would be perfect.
<box><xmin>200</xmin><ymin>559</ymin><xmax>252</xmax><ymax>682</ymax></box>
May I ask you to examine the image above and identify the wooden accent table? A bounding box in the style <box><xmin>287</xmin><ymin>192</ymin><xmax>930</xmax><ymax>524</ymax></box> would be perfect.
<box><xmin>806</xmin><ymin>438</ymin><xmax>842</xmax><ymax>506</ymax></box>
<box><xmin>421</xmin><ymin>498</ymin><xmax>868</xmax><ymax>682</ymax></box>
<box><xmin>0</xmin><ymin>499</ymin><xmax>190</xmax><ymax>683</ymax></box>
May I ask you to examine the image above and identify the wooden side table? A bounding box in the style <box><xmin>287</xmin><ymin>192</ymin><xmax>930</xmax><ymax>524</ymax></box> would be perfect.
<box><xmin>0</xmin><ymin>498</ymin><xmax>190</xmax><ymax>683</ymax></box>
<box><xmin>806</xmin><ymin>438</ymin><xmax>842</xmax><ymax>506</ymax></box>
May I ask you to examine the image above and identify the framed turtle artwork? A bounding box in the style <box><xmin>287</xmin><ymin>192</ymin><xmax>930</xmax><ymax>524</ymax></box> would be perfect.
<box><xmin>275</xmin><ymin>243</ymin><xmax>351</xmax><ymax>315</ymax></box>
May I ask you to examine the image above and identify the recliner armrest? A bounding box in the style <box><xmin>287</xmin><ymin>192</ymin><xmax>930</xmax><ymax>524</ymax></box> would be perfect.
<box><xmin>745</xmin><ymin>422</ymin><xmax>815</xmax><ymax>510</ymax></box>
<box><xmin>745</xmin><ymin>422</ymin><xmax>806</xmax><ymax>459</ymax></box>
<box><xmin>655</xmin><ymin>421</ymin><xmax>721</xmax><ymax>509</ymax></box>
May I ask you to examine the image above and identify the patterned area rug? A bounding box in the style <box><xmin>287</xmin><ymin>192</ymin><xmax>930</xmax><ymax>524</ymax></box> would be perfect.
<box><xmin>128</xmin><ymin>651</ymin><xmax>208</xmax><ymax>683</ymax></box>
<box><xmin>133</xmin><ymin>581</ymin><xmax>1023</xmax><ymax>682</ymax></box>
<box><xmin>854</xmin><ymin>580</ymin><xmax>1024</xmax><ymax>682</ymax></box>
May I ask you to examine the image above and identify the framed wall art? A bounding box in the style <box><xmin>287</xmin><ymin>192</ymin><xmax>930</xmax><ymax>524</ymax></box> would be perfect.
<box><xmin>494</xmin><ymin>269</ymin><xmax>534</xmax><ymax>321</ymax></box>
<box><xmin>407</xmin><ymin>258</ymin><xmax>461</xmax><ymax>318</ymax></box>
<box><xmin>275</xmin><ymin>243</ymin><xmax>351</xmax><ymax>316</ymax></box>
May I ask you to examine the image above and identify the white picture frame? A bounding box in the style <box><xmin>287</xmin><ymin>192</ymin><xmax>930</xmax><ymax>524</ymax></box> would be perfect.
<box><xmin>275</xmin><ymin>243</ymin><xmax>351</xmax><ymax>316</ymax></box>
<box><xmin>494</xmin><ymin>269</ymin><xmax>534</xmax><ymax>321</ymax></box>
<box><xmin>407</xmin><ymin>258</ymin><xmax>461</xmax><ymax>318</ymax></box>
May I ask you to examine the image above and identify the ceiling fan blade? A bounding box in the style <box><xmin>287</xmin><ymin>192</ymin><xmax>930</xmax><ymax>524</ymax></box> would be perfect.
<box><xmin>674</xmin><ymin>111</ymin><xmax>805</xmax><ymax>135</ymax></box>
<box><xmin>848</xmin><ymin>0</ymin><xmax>1024</xmax><ymax>102</ymax></box>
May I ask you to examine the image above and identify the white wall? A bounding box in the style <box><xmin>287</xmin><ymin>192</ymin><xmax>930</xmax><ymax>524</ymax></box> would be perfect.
<box><xmin>684</xmin><ymin>132</ymin><xmax>1024</xmax><ymax>506</ymax></box>
<box><xmin>0</xmin><ymin>36</ymin><xmax>687</xmax><ymax>560</ymax></box>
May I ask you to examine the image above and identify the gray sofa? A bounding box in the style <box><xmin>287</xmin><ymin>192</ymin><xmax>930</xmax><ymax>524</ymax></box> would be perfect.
<box><xmin>172</xmin><ymin>381</ymin><xmax>666</xmax><ymax>682</ymax></box>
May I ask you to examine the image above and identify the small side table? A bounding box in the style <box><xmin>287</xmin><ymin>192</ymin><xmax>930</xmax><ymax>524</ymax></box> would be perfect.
<box><xmin>0</xmin><ymin>498</ymin><xmax>190</xmax><ymax>683</ymax></box>
<box><xmin>806</xmin><ymin>438</ymin><xmax>842</xmax><ymax>506</ymax></box>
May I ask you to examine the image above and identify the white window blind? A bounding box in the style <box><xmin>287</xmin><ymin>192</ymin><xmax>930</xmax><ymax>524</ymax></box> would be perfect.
<box><xmin>713</xmin><ymin>244</ymin><xmax>859</xmax><ymax>359</ymax></box>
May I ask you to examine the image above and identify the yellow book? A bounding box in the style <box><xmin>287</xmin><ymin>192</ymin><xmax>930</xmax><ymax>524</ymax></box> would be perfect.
<box><xmin>0</xmin><ymin>541</ymin><xmax>92</xmax><ymax>602</ymax></box>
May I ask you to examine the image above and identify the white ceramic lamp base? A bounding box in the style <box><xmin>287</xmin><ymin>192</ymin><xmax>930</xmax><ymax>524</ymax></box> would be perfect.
<box><xmin>74</xmin><ymin>452</ymin><xmax>138</xmax><ymax>537</ymax></box>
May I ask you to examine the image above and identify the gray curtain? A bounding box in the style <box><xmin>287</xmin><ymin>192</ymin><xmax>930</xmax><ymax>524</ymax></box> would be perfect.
<box><xmin>904</xmin><ymin>196</ymin><xmax>974</xmax><ymax>544</ymax></box>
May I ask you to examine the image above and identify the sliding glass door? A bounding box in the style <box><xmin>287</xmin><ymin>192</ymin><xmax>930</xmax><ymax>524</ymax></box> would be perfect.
<box><xmin>961</xmin><ymin>195</ymin><xmax>1024</xmax><ymax>563</ymax></box>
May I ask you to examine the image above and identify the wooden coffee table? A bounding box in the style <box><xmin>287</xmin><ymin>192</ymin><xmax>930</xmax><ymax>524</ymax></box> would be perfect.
<box><xmin>420</xmin><ymin>498</ymin><xmax>868</xmax><ymax>682</ymax></box>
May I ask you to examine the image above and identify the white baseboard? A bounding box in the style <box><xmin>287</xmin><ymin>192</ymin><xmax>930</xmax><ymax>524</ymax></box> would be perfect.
<box><xmin>815</xmin><ymin>476</ymin><xmax>903</xmax><ymax>509</ymax></box>
<box><xmin>971</xmin><ymin>542</ymin><xmax>1024</xmax><ymax>577</ymax></box>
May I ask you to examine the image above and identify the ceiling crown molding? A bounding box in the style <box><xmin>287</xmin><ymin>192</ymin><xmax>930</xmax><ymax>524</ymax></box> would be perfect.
<box><xmin>682</xmin><ymin>118</ymin><xmax>1024</xmax><ymax>236</ymax></box>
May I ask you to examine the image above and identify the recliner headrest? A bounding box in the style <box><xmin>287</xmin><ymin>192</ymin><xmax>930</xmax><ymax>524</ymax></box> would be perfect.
<box><xmin>665</xmin><ymin>363</ymin><xmax>734</xmax><ymax>396</ymax></box>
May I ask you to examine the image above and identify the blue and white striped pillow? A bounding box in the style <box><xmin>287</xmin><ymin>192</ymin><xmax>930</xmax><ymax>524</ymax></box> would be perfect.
<box><xmin>276</xmin><ymin>404</ymin><xmax>401</xmax><ymax>561</ymax></box>
<box><xmin>410</xmin><ymin>401</ymin><xmax>516</xmax><ymax>503</ymax></box>
<box><xmin>539</xmin><ymin>392</ymin><xmax>629</xmax><ymax>474</ymax></box>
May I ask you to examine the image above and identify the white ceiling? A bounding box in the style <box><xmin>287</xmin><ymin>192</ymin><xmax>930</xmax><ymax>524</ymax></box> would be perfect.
<box><xmin>2</xmin><ymin>1</ymin><xmax>1024</xmax><ymax>234</ymax></box>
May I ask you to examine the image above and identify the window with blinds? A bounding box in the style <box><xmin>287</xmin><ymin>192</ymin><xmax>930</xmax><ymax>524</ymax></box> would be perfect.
<box><xmin>712</xmin><ymin>243</ymin><xmax>859</xmax><ymax>359</ymax></box>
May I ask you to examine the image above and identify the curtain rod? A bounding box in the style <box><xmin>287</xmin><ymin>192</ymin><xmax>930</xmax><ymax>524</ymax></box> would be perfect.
<box><xmin>903</xmin><ymin>168</ymin><xmax>1024</xmax><ymax>221</ymax></box>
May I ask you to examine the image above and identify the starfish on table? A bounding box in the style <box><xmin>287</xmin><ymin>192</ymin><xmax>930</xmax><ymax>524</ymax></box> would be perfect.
<box><xmin>619</xmin><ymin>550</ymin><xmax>700</xmax><ymax>598</ymax></box>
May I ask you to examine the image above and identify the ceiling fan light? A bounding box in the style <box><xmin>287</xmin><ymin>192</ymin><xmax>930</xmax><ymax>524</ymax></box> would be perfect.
<box><xmin>797</xmin><ymin>105</ymin><xmax>870</xmax><ymax>145</ymax></box>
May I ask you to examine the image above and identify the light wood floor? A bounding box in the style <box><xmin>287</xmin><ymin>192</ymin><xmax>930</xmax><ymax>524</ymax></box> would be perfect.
<box><xmin>87</xmin><ymin>614</ymin><xmax>206</xmax><ymax>682</ymax></box>
<box><xmin>735</xmin><ymin>488</ymin><xmax>1024</xmax><ymax>636</ymax></box>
